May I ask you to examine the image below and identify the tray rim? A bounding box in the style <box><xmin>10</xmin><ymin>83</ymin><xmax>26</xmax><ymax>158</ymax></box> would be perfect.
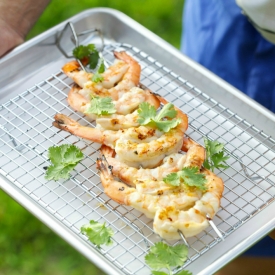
<box><xmin>1</xmin><ymin>7</ymin><xmax>275</xmax><ymax>275</ymax></box>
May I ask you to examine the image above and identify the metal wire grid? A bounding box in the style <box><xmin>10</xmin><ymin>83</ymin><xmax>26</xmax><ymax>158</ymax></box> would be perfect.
<box><xmin>1</xmin><ymin>43</ymin><xmax>275</xmax><ymax>274</ymax></box>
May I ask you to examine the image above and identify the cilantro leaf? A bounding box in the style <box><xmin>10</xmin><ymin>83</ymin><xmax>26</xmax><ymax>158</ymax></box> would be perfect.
<box><xmin>81</xmin><ymin>220</ymin><xmax>114</xmax><ymax>248</ymax></box>
<box><xmin>85</xmin><ymin>96</ymin><xmax>116</xmax><ymax>115</ymax></box>
<box><xmin>152</xmin><ymin>271</ymin><xmax>169</xmax><ymax>275</ymax></box>
<box><xmin>176</xmin><ymin>271</ymin><xmax>193</xmax><ymax>275</ymax></box>
<box><xmin>137</xmin><ymin>102</ymin><xmax>181</xmax><ymax>132</ymax></box>
<box><xmin>91</xmin><ymin>58</ymin><xmax>105</xmax><ymax>83</ymax></box>
<box><xmin>145</xmin><ymin>242</ymin><xmax>188</xmax><ymax>272</ymax></box>
<box><xmin>203</xmin><ymin>138</ymin><xmax>230</xmax><ymax>171</ymax></box>
<box><xmin>97</xmin><ymin>58</ymin><xmax>105</xmax><ymax>73</ymax></box>
<box><xmin>91</xmin><ymin>72</ymin><xmax>104</xmax><ymax>83</ymax></box>
<box><xmin>45</xmin><ymin>144</ymin><xmax>84</xmax><ymax>181</ymax></box>
<box><xmin>89</xmin><ymin>50</ymin><xmax>100</xmax><ymax>69</ymax></box>
<box><xmin>155</xmin><ymin>103</ymin><xmax>178</xmax><ymax>120</ymax></box>
<box><xmin>163</xmin><ymin>167</ymin><xmax>207</xmax><ymax>191</ymax></box>
<box><xmin>73</xmin><ymin>44</ymin><xmax>96</xmax><ymax>59</ymax></box>
<box><xmin>137</xmin><ymin>102</ymin><xmax>157</xmax><ymax>125</ymax></box>
<box><xmin>72</xmin><ymin>44</ymin><xmax>100</xmax><ymax>70</ymax></box>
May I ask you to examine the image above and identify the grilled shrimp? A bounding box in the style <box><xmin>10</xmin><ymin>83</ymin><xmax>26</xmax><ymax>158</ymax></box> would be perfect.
<box><xmin>67</xmin><ymin>85</ymin><xmax>160</xmax><ymax>118</ymax></box>
<box><xmin>96</xmin><ymin>110</ymin><xmax>140</xmax><ymax>130</ymax></box>
<box><xmin>100</xmin><ymin>144</ymin><xmax>187</xmax><ymax>186</ymax></box>
<box><xmin>53</xmin><ymin>103</ymin><xmax>188</xmax><ymax>168</ymax></box>
<box><xmin>153</xmin><ymin>168</ymin><xmax>224</xmax><ymax>239</ymax></box>
<box><xmin>63</xmin><ymin>51</ymin><xmax>141</xmax><ymax>101</ymax></box>
<box><xmin>100</xmin><ymin>137</ymin><xmax>204</xmax><ymax>185</ymax></box>
<box><xmin>96</xmin><ymin>154</ymin><xmax>224</xmax><ymax>240</ymax></box>
<box><xmin>62</xmin><ymin>58</ymin><xmax>129</xmax><ymax>89</ymax></box>
<box><xmin>97</xmin><ymin>155</ymin><xmax>202</xmax><ymax>219</ymax></box>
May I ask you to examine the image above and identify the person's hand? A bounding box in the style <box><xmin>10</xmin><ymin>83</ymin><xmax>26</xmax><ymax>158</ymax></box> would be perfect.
<box><xmin>0</xmin><ymin>19</ymin><xmax>24</xmax><ymax>57</ymax></box>
<box><xmin>0</xmin><ymin>0</ymin><xmax>50</xmax><ymax>57</ymax></box>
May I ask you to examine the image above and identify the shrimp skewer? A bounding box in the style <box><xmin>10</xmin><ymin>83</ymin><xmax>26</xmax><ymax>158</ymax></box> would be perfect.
<box><xmin>100</xmin><ymin>144</ymin><xmax>187</xmax><ymax>187</ymax></box>
<box><xmin>63</xmin><ymin>51</ymin><xmax>141</xmax><ymax>101</ymax></box>
<box><xmin>100</xmin><ymin>136</ymin><xmax>205</xmax><ymax>186</ymax></box>
<box><xmin>65</xmin><ymin>51</ymin><xmax>160</xmax><ymax>117</ymax></box>
<box><xmin>68</xmin><ymin>85</ymin><xmax>160</xmax><ymax>118</ymax></box>
<box><xmin>97</xmin><ymin>155</ymin><xmax>202</xmax><ymax>219</ymax></box>
<box><xmin>53</xmin><ymin>95</ymin><xmax>188</xmax><ymax>168</ymax></box>
<box><xmin>153</xmin><ymin>168</ymin><xmax>224</xmax><ymax>239</ymax></box>
<box><xmin>53</xmin><ymin>112</ymin><xmax>186</xmax><ymax>168</ymax></box>
<box><xmin>96</xmin><ymin>154</ymin><xmax>224</xmax><ymax>240</ymax></box>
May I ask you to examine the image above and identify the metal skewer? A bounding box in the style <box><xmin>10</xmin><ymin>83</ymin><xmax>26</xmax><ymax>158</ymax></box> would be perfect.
<box><xmin>206</xmin><ymin>214</ymin><xmax>225</xmax><ymax>241</ymax></box>
<box><xmin>178</xmin><ymin>230</ymin><xmax>190</xmax><ymax>247</ymax></box>
<box><xmin>56</xmin><ymin>21</ymin><xmax>104</xmax><ymax>72</ymax></box>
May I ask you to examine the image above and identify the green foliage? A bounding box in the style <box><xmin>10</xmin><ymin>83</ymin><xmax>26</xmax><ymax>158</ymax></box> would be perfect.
<box><xmin>0</xmin><ymin>190</ymin><xmax>105</xmax><ymax>275</ymax></box>
<box><xmin>27</xmin><ymin>0</ymin><xmax>184</xmax><ymax>48</ymax></box>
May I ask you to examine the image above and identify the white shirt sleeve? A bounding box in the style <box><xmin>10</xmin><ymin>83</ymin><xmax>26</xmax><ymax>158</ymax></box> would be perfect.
<box><xmin>236</xmin><ymin>0</ymin><xmax>275</xmax><ymax>44</ymax></box>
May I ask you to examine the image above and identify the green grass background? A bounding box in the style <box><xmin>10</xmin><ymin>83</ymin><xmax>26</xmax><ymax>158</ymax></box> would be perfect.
<box><xmin>1</xmin><ymin>1</ymin><xmax>184</xmax><ymax>274</ymax></box>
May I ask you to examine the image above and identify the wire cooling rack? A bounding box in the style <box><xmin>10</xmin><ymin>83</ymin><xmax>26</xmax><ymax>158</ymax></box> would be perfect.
<box><xmin>1</xmin><ymin>43</ymin><xmax>275</xmax><ymax>274</ymax></box>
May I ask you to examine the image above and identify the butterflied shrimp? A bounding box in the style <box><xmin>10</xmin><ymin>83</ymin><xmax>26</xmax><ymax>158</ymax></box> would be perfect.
<box><xmin>96</xmin><ymin>110</ymin><xmax>140</xmax><ymax>130</ymax></box>
<box><xmin>114</xmin><ymin>101</ymin><xmax>189</xmax><ymax>167</ymax></box>
<box><xmin>62</xmin><ymin>53</ymin><xmax>130</xmax><ymax>89</ymax></box>
<box><xmin>100</xmin><ymin>137</ymin><xmax>205</xmax><ymax>193</ymax></box>
<box><xmin>53</xmin><ymin>112</ymin><xmax>185</xmax><ymax>168</ymax></box>
<box><xmin>100</xmin><ymin>144</ymin><xmax>187</xmax><ymax>186</ymax></box>
<box><xmin>153</xmin><ymin>168</ymin><xmax>224</xmax><ymax>239</ymax></box>
<box><xmin>96</xmin><ymin>156</ymin><xmax>224</xmax><ymax>240</ymax></box>
<box><xmin>97</xmin><ymin>156</ymin><xmax>202</xmax><ymax>219</ymax></box>
<box><xmin>63</xmin><ymin>51</ymin><xmax>141</xmax><ymax>101</ymax></box>
<box><xmin>68</xmin><ymin>86</ymin><xmax>160</xmax><ymax>119</ymax></box>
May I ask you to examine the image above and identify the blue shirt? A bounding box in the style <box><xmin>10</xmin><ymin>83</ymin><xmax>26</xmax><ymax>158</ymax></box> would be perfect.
<box><xmin>181</xmin><ymin>0</ymin><xmax>275</xmax><ymax>256</ymax></box>
<box><xmin>181</xmin><ymin>0</ymin><xmax>275</xmax><ymax>112</ymax></box>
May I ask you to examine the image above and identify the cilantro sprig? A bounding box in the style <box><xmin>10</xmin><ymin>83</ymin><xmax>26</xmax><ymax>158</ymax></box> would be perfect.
<box><xmin>81</xmin><ymin>220</ymin><xmax>114</xmax><ymax>248</ymax></box>
<box><xmin>163</xmin><ymin>167</ymin><xmax>207</xmax><ymax>191</ymax></box>
<box><xmin>73</xmin><ymin>44</ymin><xmax>105</xmax><ymax>83</ymax></box>
<box><xmin>145</xmin><ymin>242</ymin><xmax>191</xmax><ymax>275</ymax></box>
<box><xmin>203</xmin><ymin>138</ymin><xmax>230</xmax><ymax>171</ymax></box>
<box><xmin>73</xmin><ymin>44</ymin><xmax>100</xmax><ymax>70</ymax></box>
<box><xmin>45</xmin><ymin>144</ymin><xmax>84</xmax><ymax>181</ymax></box>
<box><xmin>137</xmin><ymin>102</ymin><xmax>181</xmax><ymax>132</ymax></box>
<box><xmin>85</xmin><ymin>96</ymin><xmax>116</xmax><ymax>115</ymax></box>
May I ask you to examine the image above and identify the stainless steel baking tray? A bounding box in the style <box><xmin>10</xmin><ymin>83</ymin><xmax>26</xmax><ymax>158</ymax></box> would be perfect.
<box><xmin>1</xmin><ymin>8</ymin><xmax>275</xmax><ymax>275</ymax></box>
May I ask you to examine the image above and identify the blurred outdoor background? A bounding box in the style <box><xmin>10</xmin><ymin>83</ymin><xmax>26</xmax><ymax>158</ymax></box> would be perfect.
<box><xmin>0</xmin><ymin>1</ymin><xmax>184</xmax><ymax>274</ymax></box>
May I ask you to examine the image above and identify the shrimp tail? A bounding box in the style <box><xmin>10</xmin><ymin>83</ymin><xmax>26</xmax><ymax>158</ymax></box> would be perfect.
<box><xmin>62</xmin><ymin>57</ymin><xmax>89</xmax><ymax>74</ymax></box>
<box><xmin>52</xmin><ymin>113</ymin><xmax>105</xmax><ymax>143</ymax></box>
<box><xmin>52</xmin><ymin>113</ymin><xmax>78</xmax><ymax>133</ymax></box>
<box><xmin>97</xmin><ymin>156</ymin><xmax>134</xmax><ymax>205</ymax></box>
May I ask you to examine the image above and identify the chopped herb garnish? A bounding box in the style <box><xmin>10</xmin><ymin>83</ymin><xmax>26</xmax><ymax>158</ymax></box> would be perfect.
<box><xmin>85</xmin><ymin>96</ymin><xmax>116</xmax><ymax>115</ymax></box>
<box><xmin>163</xmin><ymin>166</ymin><xmax>207</xmax><ymax>191</ymax></box>
<box><xmin>91</xmin><ymin>58</ymin><xmax>105</xmax><ymax>83</ymax></box>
